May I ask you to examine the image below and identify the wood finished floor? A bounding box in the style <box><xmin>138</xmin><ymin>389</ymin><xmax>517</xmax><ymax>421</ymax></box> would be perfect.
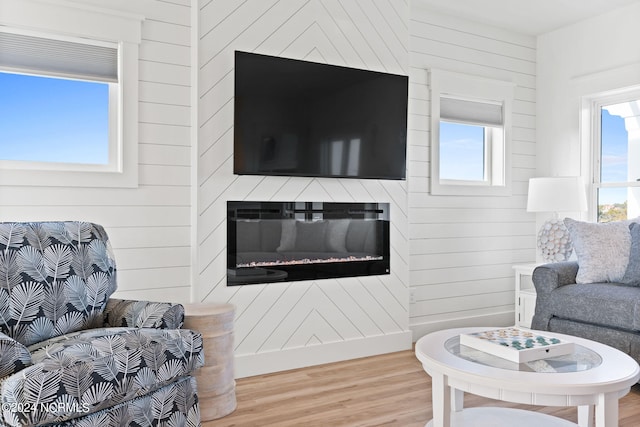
<box><xmin>206</xmin><ymin>349</ymin><xmax>640</xmax><ymax>426</ymax></box>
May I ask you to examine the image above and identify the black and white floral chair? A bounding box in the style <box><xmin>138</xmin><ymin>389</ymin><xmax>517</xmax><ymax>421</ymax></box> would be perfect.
<box><xmin>0</xmin><ymin>222</ymin><xmax>204</xmax><ymax>426</ymax></box>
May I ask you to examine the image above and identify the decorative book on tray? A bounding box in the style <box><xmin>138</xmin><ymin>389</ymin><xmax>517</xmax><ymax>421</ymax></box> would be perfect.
<box><xmin>459</xmin><ymin>328</ymin><xmax>574</xmax><ymax>363</ymax></box>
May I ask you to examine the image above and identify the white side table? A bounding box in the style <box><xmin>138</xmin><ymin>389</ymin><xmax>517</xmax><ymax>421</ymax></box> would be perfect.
<box><xmin>513</xmin><ymin>263</ymin><xmax>540</xmax><ymax>328</ymax></box>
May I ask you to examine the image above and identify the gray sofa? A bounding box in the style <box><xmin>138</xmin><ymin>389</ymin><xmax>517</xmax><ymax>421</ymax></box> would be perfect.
<box><xmin>531</xmin><ymin>261</ymin><xmax>640</xmax><ymax>365</ymax></box>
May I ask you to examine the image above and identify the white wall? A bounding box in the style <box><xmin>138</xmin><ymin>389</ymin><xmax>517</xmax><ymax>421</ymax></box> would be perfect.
<box><xmin>195</xmin><ymin>0</ymin><xmax>412</xmax><ymax>377</ymax></box>
<box><xmin>0</xmin><ymin>0</ymin><xmax>193</xmax><ymax>303</ymax></box>
<box><xmin>537</xmin><ymin>2</ymin><xmax>640</xmax><ymax>189</ymax></box>
<box><xmin>0</xmin><ymin>0</ymin><xmax>544</xmax><ymax>378</ymax></box>
<box><xmin>408</xmin><ymin>5</ymin><xmax>537</xmax><ymax>339</ymax></box>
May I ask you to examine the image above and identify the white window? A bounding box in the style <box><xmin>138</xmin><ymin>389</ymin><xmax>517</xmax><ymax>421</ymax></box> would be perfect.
<box><xmin>0</xmin><ymin>0</ymin><xmax>143</xmax><ymax>188</ymax></box>
<box><xmin>430</xmin><ymin>69</ymin><xmax>514</xmax><ymax>196</ymax></box>
<box><xmin>587</xmin><ymin>89</ymin><xmax>640</xmax><ymax>222</ymax></box>
<box><xmin>0</xmin><ymin>32</ymin><xmax>116</xmax><ymax>169</ymax></box>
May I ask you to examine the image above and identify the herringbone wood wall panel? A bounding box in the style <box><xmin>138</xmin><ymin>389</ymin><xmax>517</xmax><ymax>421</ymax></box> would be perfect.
<box><xmin>196</xmin><ymin>0</ymin><xmax>411</xmax><ymax>376</ymax></box>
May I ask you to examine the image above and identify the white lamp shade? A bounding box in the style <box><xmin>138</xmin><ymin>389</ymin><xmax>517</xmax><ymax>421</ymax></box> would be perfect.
<box><xmin>527</xmin><ymin>177</ymin><xmax>588</xmax><ymax>213</ymax></box>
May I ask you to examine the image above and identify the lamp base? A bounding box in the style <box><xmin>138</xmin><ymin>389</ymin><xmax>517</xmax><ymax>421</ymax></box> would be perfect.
<box><xmin>537</xmin><ymin>217</ymin><xmax>573</xmax><ymax>262</ymax></box>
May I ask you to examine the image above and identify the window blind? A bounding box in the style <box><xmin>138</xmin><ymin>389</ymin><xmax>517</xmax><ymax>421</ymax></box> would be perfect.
<box><xmin>0</xmin><ymin>32</ymin><xmax>117</xmax><ymax>82</ymax></box>
<box><xmin>440</xmin><ymin>97</ymin><xmax>503</xmax><ymax>126</ymax></box>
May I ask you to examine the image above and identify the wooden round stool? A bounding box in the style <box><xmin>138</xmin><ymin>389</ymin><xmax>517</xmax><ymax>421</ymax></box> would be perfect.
<box><xmin>183</xmin><ymin>303</ymin><xmax>236</xmax><ymax>421</ymax></box>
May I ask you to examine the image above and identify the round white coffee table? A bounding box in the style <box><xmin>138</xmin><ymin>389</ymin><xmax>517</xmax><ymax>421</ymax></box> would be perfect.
<box><xmin>415</xmin><ymin>327</ymin><xmax>640</xmax><ymax>427</ymax></box>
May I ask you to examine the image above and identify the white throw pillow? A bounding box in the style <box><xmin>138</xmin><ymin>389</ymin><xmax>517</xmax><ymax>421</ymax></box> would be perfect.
<box><xmin>564</xmin><ymin>217</ymin><xmax>635</xmax><ymax>284</ymax></box>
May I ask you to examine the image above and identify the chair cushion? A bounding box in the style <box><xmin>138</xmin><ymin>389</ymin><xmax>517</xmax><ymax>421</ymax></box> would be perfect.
<box><xmin>42</xmin><ymin>376</ymin><xmax>200</xmax><ymax>427</ymax></box>
<box><xmin>42</xmin><ymin>376</ymin><xmax>199</xmax><ymax>427</ymax></box>
<box><xmin>1</xmin><ymin>327</ymin><xmax>204</xmax><ymax>426</ymax></box>
<box><xmin>547</xmin><ymin>282</ymin><xmax>640</xmax><ymax>332</ymax></box>
<box><xmin>0</xmin><ymin>222</ymin><xmax>117</xmax><ymax>346</ymax></box>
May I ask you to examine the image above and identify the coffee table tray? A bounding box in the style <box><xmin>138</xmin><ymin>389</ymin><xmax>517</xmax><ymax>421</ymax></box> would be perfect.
<box><xmin>459</xmin><ymin>327</ymin><xmax>574</xmax><ymax>363</ymax></box>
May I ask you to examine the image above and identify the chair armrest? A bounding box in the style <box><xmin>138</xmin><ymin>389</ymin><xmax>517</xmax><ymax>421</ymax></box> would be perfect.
<box><xmin>0</xmin><ymin>331</ymin><xmax>32</xmax><ymax>378</ymax></box>
<box><xmin>532</xmin><ymin>261</ymin><xmax>579</xmax><ymax>295</ymax></box>
<box><xmin>99</xmin><ymin>298</ymin><xmax>185</xmax><ymax>329</ymax></box>
<box><xmin>530</xmin><ymin>261</ymin><xmax>579</xmax><ymax>331</ymax></box>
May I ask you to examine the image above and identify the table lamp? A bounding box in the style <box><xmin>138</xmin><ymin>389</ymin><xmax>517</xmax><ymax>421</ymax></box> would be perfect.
<box><xmin>527</xmin><ymin>177</ymin><xmax>588</xmax><ymax>262</ymax></box>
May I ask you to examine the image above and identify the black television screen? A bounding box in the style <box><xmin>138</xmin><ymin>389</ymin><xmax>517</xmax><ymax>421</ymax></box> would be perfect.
<box><xmin>233</xmin><ymin>51</ymin><xmax>408</xmax><ymax>180</ymax></box>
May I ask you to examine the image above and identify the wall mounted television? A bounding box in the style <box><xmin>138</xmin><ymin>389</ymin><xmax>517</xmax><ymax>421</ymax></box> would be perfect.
<box><xmin>233</xmin><ymin>51</ymin><xmax>408</xmax><ymax>180</ymax></box>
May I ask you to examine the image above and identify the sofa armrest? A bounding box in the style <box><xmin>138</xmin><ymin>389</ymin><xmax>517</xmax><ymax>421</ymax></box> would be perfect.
<box><xmin>0</xmin><ymin>331</ymin><xmax>32</xmax><ymax>378</ymax></box>
<box><xmin>99</xmin><ymin>298</ymin><xmax>185</xmax><ymax>329</ymax></box>
<box><xmin>532</xmin><ymin>261</ymin><xmax>579</xmax><ymax>295</ymax></box>
<box><xmin>530</xmin><ymin>261</ymin><xmax>579</xmax><ymax>331</ymax></box>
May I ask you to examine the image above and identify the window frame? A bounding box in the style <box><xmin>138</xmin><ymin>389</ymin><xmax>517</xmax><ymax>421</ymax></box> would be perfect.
<box><xmin>0</xmin><ymin>0</ymin><xmax>143</xmax><ymax>188</ymax></box>
<box><xmin>430</xmin><ymin>68</ymin><xmax>514</xmax><ymax>196</ymax></box>
<box><xmin>586</xmin><ymin>87</ymin><xmax>640</xmax><ymax>221</ymax></box>
<box><xmin>438</xmin><ymin>121</ymin><xmax>506</xmax><ymax>186</ymax></box>
<box><xmin>0</xmin><ymin>52</ymin><xmax>118</xmax><ymax>173</ymax></box>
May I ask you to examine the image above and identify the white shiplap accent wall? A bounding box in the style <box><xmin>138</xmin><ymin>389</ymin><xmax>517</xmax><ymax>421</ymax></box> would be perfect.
<box><xmin>0</xmin><ymin>0</ymin><xmax>540</xmax><ymax>377</ymax></box>
<box><xmin>408</xmin><ymin>5</ymin><xmax>537</xmax><ymax>339</ymax></box>
<box><xmin>0</xmin><ymin>0</ymin><xmax>193</xmax><ymax>303</ymax></box>
<box><xmin>196</xmin><ymin>0</ymin><xmax>412</xmax><ymax>377</ymax></box>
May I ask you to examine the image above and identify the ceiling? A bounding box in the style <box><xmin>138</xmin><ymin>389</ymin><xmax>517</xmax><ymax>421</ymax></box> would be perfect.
<box><xmin>417</xmin><ymin>0</ymin><xmax>640</xmax><ymax>35</ymax></box>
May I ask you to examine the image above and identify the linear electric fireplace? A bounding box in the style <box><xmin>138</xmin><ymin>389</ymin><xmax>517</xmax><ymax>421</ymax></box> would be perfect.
<box><xmin>227</xmin><ymin>201</ymin><xmax>390</xmax><ymax>285</ymax></box>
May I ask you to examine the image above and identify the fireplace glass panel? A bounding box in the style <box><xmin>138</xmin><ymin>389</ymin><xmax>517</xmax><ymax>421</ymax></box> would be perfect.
<box><xmin>227</xmin><ymin>201</ymin><xmax>390</xmax><ymax>285</ymax></box>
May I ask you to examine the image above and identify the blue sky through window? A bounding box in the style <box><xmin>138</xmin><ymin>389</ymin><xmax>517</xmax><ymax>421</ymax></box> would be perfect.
<box><xmin>440</xmin><ymin>121</ymin><xmax>485</xmax><ymax>181</ymax></box>
<box><xmin>0</xmin><ymin>71</ymin><xmax>109</xmax><ymax>165</ymax></box>
<box><xmin>601</xmin><ymin>109</ymin><xmax>628</xmax><ymax>183</ymax></box>
<box><xmin>600</xmin><ymin>109</ymin><xmax>629</xmax><ymax>205</ymax></box>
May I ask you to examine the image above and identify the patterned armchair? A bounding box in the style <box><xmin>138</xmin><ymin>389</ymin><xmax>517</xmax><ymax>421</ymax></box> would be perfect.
<box><xmin>0</xmin><ymin>222</ymin><xmax>204</xmax><ymax>426</ymax></box>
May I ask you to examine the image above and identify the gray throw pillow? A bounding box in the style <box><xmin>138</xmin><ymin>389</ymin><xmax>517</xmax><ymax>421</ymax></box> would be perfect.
<box><xmin>295</xmin><ymin>221</ymin><xmax>327</xmax><ymax>252</ymax></box>
<box><xmin>236</xmin><ymin>220</ymin><xmax>261</xmax><ymax>252</ymax></box>
<box><xmin>564</xmin><ymin>217</ymin><xmax>634</xmax><ymax>284</ymax></box>
<box><xmin>277</xmin><ymin>220</ymin><xmax>297</xmax><ymax>252</ymax></box>
<box><xmin>621</xmin><ymin>222</ymin><xmax>640</xmax><ymax>286</ymax></box>
<box><xmin>325</xmin><ymin>219</ymin><xmax>350</xmax><ymax>252</ymax></box>
<box><xmin>260</xmin><ymin>220</ymin><xmax>282</xmax><ymax>252</ymax></box>
<box><xmin>363</xmin><ymin>223</ymin><xmax>378</xmax><ymax>254</ymax></box>
<box><xmin>346</xmin><ymin>220</ymin><xmax>370</xmax><ymax>252</ymax></box>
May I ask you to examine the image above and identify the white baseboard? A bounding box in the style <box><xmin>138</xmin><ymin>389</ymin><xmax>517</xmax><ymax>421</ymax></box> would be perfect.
<box><xmin>234</xmin><ymin>330</ymin><xmax>413</xmax><ymax>378</ymax></box>
<box><xmin>410</xmin><ymin>311</ymin><xmax>514</xmax><ymax>342</ymax></box>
